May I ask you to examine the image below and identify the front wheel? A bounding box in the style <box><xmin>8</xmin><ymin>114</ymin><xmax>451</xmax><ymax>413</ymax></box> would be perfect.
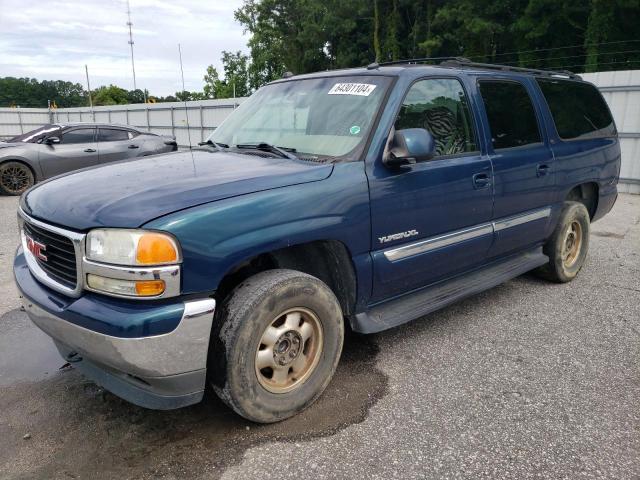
<box><xmin>0</xmin><ymin>161</ymin><xmax>34</xmax><ymax>196</ymax></box>
<box><xmin>536</xmin><ymin>201</ymin><xmax>590</xmax><ymax>283</ymax></box>
<box><xmin>209</xmin><ymin>269</ymin><xmax>344</xmax><ymax>423</ymax></box>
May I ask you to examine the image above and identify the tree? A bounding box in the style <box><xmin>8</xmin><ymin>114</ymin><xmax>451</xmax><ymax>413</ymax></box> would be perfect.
<box><xmin>91</xmin><ymin>85</ymin><xmax>130</xmax><ymax>106</ymax></box>
<box><xmin>234</xmin><ymin>0</ymin><xmax>640</xmax><ymax>88</ymax></box>
<box><xmin>203</xmin><ymin>65</ymin><xmax>221</xmax><ymax>98</ymax></box>
<box><xmin>202</xmin><ymin>51</ymin><xmax>251</xmax><ymax>99</ymax></box>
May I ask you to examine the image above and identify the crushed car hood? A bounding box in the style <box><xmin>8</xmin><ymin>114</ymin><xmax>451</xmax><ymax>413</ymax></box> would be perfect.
<box><xmin>22</xmin><ymin>149</ymin><xmax>333</xmax><ymax>230</ymax></box>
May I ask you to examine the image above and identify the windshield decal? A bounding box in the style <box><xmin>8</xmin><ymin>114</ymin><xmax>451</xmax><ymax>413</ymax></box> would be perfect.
<box><xmin>328</xmin><ymin>83</ymin><xmax>377</xmax><ymax>97</ymax></box>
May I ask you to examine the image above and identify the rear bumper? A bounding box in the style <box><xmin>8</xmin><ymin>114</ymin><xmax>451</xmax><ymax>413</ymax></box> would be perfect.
<box><xmin>14</xmin><ymin>249</ymin><xmax>216</xmax><ymax>410</ymax></box>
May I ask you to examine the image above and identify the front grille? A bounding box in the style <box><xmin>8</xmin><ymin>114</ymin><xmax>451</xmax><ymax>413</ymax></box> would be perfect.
<box><xmin>23</xmin><ymin>221</ymin><xmax>77</xmax><ymax>288</ymax></box>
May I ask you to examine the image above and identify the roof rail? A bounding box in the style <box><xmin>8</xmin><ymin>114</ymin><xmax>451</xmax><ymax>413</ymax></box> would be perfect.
<box><xmin>440</xmin><ymin>58</ymin><xmax>581</xmax><ymax>80</ymax></box>
<box><xmin>371</xmin><ymin>56</ymin><xmax>581</xmax><ymax>80</ymax></box>
<box><xmin>374</xmin><ymin>56</ymin><xmax>470</xmax><ymax>68</ymax></box>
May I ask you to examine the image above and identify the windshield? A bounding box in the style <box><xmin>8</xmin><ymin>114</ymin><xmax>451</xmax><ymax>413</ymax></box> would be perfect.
<box><xmin>9</xmin><ymin>124</ymin><xmax>61</xmax><ymax>143</ymax></box>
<box><xmin>209</xmin><ymin>75</ymin><xmax>392</xmax><ymax>160</ymax></box>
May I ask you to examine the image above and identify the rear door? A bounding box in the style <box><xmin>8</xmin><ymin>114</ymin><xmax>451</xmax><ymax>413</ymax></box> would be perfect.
<box><xmin>367</xmin><ymin>76</ymin><xmax>494</xmax><ymax>302</ymax></box>
<box><xmin>39</xmin><ymin>127</ymin><xmax>99</xmax><ymax>177</ymax></box>
<box><xmin>475</xmin><ymin>77</ymin><xmax>556</xmax><ymax>258</ymax></box>
<box><xmin>97</xmin><ymin>128</ymin><xmax>142</xmax><ymax>164</ymax></box>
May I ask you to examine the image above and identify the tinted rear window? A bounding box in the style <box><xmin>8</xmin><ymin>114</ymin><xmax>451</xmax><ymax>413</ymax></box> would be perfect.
<box><xmin>537</xmin><ymin>79</ymin><xmax>616</xmax><ymax>140</ymax></box>
<box><xmin>98</xmin><ymin>129</ymin><xmax>129</xmax><ymax>142</ymax></box>
<box><xmin>478</xmin><ymin>80</ymin><xmax>541</xmax><ymax>150</ymax></box>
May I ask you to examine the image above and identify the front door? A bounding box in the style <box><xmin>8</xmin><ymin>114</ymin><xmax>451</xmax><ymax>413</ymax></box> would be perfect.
<box><xmin>475</xmin><ymin>78</ymin><xmax>556</xmax><ymax>258</ymax></box>
<box><xmin>39</xmin><ymin>127</ymin><xmax>100</xmax><ymax>177</ymax></box>
<box><xmin>367</xmin><ymin>77</ymin><xmax>494</xmax><ymax>302</ymax></box>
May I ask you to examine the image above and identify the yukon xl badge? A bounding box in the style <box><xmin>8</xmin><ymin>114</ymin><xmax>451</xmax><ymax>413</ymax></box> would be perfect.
<box><xmin>379</xmin><ymin>229</ymin><xmax>419</xmax><ymax>244</ymax></box>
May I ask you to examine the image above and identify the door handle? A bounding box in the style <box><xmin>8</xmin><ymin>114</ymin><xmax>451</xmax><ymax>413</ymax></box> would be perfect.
<box><xmin>472</xmin><ymin>173</ymin><xmax>491</xmax><ymax>189</ymax></box>
<box><xmin>128</xmin><ymin>144</ymin><xmax>139</xmax><ymax>149</ymax></box>
<box><xmin>536</xmin><ymin>164</ymin><xmax>550</xmax><ymax>177</ymax></box>
<box><xmin>84</xmin><ymin>148</ymin><xmax>96</xmax><ymax>153</ymax></box>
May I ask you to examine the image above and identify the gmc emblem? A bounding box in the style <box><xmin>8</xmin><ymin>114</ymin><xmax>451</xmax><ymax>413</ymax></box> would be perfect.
<box><xmin>26</xmin><ymin>234</ymin><xmax>47</xmax><ymax>262</ymax></box>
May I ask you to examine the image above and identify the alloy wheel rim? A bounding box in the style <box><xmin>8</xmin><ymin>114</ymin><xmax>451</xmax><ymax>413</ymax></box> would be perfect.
<box><xmin>562</xmin><ymin>220</ymin><xmax>582</xmax><ymax>268</ymax></box>
<box><xmin>254</xmin><ymin>307</ymin><xmax>323</xmax><ymax>394</ymax></box>
<box><xmin>1</xmin><ymin>165</ymin><xmax>30</xmax><ymax>194</ymax></box>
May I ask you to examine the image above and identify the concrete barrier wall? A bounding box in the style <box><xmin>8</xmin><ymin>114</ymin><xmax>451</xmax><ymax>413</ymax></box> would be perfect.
<box><xmin>0</xmin><ymin>98</ymin><xmax>247</xmax><ymax>147</ymax></box>
<box><xmin>582</xmin><ymin>70</ymin><xmax>640</xmax><ymax>194</ymax></box>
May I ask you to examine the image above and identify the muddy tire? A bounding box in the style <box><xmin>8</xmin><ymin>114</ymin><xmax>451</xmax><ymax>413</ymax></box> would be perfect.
<box><xmin>536</xmin><ymin>201</ymin><xmax>590</xmax><ymax>283</ymax></box>
<box><xmin>209</xmin><ymin>269</ymin><xmax>344</xmax><ymax>423</ymax></box>
<box><xmin>0</xmin><ymin>161</ymin><xmax>34</xmax><ymax>196</ymax></box>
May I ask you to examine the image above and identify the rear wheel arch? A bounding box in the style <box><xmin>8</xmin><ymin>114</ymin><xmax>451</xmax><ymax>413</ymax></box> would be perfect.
<box><xmin>565</xmin><ymin>182</ymin><xmax>599</xmax><ymax>220</ymax></box>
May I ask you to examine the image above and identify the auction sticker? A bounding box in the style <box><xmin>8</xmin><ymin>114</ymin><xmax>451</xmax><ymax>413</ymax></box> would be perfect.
<box><xmin>328</xmin><ymin>83</ymin><xmax>377</xmax><ymax>96</ymax></box>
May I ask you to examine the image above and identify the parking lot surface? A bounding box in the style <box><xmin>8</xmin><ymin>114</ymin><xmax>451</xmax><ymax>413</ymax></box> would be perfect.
<box><xmin>0</xmin><ymin>193</ymin><xmax>638</xmax><ymax>480</ymax></box>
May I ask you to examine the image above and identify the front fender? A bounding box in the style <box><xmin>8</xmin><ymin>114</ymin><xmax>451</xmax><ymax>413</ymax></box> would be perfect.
<box><xmin>144</xmin><ymin>162</ymin><xmax>371</xmax><ymax>295</ymax></box>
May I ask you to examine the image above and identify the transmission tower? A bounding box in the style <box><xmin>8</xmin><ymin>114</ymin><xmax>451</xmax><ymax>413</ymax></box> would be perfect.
<box><xmin>126</xmin><ymin>0</ymin><xmax>137</xmax><ymax>91</ymax></box>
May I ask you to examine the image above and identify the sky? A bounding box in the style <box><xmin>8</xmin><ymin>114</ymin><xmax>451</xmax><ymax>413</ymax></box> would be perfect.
<box><xmin>0</xmin><ymin>0</ymin><xmax>248</xmax><ymax>96</ymax></box>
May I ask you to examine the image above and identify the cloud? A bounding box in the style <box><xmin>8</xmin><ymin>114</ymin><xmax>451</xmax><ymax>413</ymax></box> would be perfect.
<box><xmin>0</xmin><ymin>0</ymin><xmax>248</xmax><ymax>98</ymax></box>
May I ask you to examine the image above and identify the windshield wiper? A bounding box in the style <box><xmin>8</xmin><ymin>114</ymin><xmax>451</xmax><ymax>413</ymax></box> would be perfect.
<box><xmin>197</xmin><ymin>139</ymin><xmax>229</xmax><ymax>150</ymax></box>
<box><xmin>235</xmin><ymin>142</ymin><xmax>299</xmax><ymax>161</ymax></box>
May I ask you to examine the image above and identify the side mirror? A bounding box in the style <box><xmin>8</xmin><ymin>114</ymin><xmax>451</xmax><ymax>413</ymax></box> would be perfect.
<box><xmin>45</xmin><ymin>136</ymin><xmax>61</xmax><ymax>145</ymax></box>
<box><xmin>384</xmin><ymin>128</ymin><xmax>435</xmax><ymax>167</ymax></box>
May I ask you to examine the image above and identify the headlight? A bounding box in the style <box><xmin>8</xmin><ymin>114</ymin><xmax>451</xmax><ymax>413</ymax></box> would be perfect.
<box><xmin>86</xmin><ymin>229</ymin><xmax>180</xmax><ymax>266</ymax></box>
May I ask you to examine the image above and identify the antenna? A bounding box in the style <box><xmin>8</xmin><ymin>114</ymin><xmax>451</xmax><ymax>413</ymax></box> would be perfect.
<box><xmin>85</xmin><ymin>64</ymin><xmax>94</xmax><ymax>120</ymax></box>
<box><xmin>178</xmin><ymin>43</ymin><xmax>192</xmax><ymax>150</ymax></box>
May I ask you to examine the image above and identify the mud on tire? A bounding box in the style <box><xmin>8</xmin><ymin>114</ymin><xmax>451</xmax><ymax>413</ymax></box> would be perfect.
<box><xmin>536</xmin><ymin>201</ymin><xmax>590</xmax><ymax>283</ymax></box>
<box><xmin>208</xmin><ymin>269</ymin><xmax>344</xmax><ymax>423</ymax></box>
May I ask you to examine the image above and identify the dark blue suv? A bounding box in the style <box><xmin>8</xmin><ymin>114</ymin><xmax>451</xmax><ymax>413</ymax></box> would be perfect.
<box><xmin>13</xmin><ymin>59</ymin><xmax>620</xmax><ymax>423</ymax></box>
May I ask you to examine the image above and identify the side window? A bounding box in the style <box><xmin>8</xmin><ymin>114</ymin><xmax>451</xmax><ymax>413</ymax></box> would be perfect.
<box><xmin>537</xmin><ymin>79</ymin><xmax>616</xmax><ymax>140</ymax></box>
<box><xmin>478</xmin><ymin>80</ymin><xmax>541</xmax><ymax>150</ymax></box>
<box><xmin>60</xmin><ymin>128</ymin><xmax>95</xmax><ymax>144</ymax></box>
<box><xmin>97</xmin><ymin>129</ymin><xmax>129</xmax><ymax>142</ymax></box>
<box><xmin>395</xmin><ymin>78</ymin><xmax>477</xmax><ymax>156</ymax></box>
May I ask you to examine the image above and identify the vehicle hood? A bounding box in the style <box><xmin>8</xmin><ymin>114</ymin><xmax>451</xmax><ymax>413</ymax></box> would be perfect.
<box><xmin>22</xmin><ymin>149</ymin><xmax>333</xmax><ymax>230</ymax></box>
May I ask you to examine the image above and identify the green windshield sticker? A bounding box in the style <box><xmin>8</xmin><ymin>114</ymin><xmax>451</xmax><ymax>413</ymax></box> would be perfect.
<box><xmin>350</xmin><ymin>125</ymin><xmax>361</xmax><ymax>135</ymax></box>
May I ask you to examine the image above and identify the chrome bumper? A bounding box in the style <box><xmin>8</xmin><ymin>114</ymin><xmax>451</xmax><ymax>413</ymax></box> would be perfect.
<box><xmin>21</xmin><ymin>296</ymin><xmax>216</xmax><ymax>409</ymax></box>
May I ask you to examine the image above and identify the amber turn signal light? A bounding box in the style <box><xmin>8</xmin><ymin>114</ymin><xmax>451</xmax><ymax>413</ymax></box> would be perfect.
<box><xmin>136</xmin><ymin>233</ymin><xmax>178</xmax><ymax>265</ymax></box>
<box><xmin>134</xmin><ymin>280</ymin><xmax>166</xmax><ymax>296</ymax></box>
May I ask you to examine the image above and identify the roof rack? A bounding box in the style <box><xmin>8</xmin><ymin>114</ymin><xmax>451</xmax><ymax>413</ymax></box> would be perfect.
<box><xmin>368</xmin><ymin>56</ymin><xmax>467</xmax><ymax>69</ymax></box>
<box><xmin>440</xmin><ymin>58</ymin><xmax>581</xmax><ymax>80</ymax></box>
<box><xmin>369</xmin><ymin>56</ymin><xmax>581</xmax><ymax>80</ymax></box>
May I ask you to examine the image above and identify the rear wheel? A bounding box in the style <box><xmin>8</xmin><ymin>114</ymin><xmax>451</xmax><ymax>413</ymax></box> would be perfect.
<box><xmin>0</xmin><ymin>161</ymin><xmax>34</xmax><ymax>196</ymax></box>
<box><xmin>209</xmin><ymin>269</ymin><xmax>344</xmax><ymax>423</ymax></box>
<box><xmin>536</xmin><ymin>201</ymin><xmax>590</xmax><ymax>282</ymax></box>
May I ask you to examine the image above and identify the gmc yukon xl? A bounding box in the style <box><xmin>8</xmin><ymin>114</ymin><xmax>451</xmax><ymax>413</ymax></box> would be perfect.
<box><xmin>13</xmin><ymin>59</ymin><xmax>620</xmax><ymax>423</ymax></box>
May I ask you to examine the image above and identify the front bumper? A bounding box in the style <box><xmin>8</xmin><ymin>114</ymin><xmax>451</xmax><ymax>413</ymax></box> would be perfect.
<box><xmin>14</xmin><ymin>249</ymin><xmax>216</xmax><ymax>410</ymax></box>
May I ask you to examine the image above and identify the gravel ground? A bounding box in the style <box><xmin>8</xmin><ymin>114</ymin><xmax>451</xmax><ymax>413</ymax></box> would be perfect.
<box><xmin>0</xmin><ymin>193</ymin><xmax>638</xmax><ymax>480</ymax></box>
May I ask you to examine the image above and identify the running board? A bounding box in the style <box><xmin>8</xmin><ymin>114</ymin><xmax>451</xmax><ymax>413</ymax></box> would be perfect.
<box><xmin>352</xmin><ymin>247</ymin><xmax>548</xmax><ymax>334</ymax></box>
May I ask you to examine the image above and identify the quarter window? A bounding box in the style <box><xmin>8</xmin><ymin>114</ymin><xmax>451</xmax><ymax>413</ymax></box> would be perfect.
<box><xmin>395</xmin><ymin>78</ymin><xmax>477</xmax><ymax>156</ymax></box>
<box><xmin>60</xmin><ymin>128</ymin><xmax>95</xmax><ymax>144</ymax></box>
<box><xmin>98</xmin><ymin>129</ymin><xmax>129</xmax><ymax>142</ymax></box>
<box><xmin>537</xmin><ymin>79</ymin><xmax>616</xmax><ymax>140</ymax></box>
<box><xmin>478</xmin><ymin>80</ymin><xmax>541</xmax><ymax>150</ymax></box>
